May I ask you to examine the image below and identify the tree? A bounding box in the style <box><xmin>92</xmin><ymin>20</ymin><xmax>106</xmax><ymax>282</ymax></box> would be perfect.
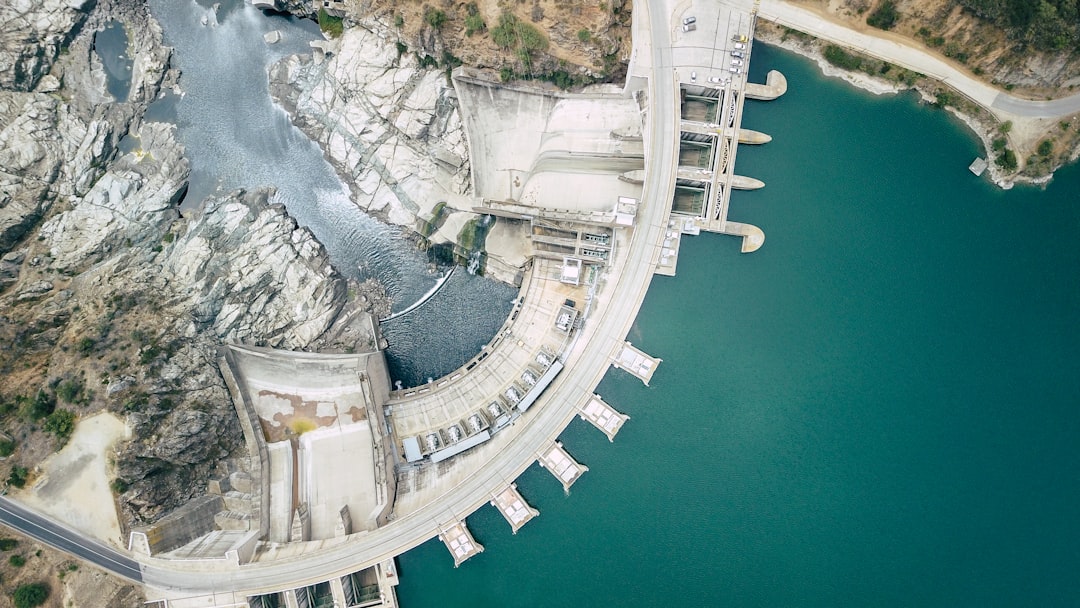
<box><xmin>44</xmin><ymin>409</ymin><xmax>77</xmax><ymax>443</ymax></box>
<box><xmin>424</xmin><ymin>8</ymin><xmax>448</xmax><ymax>30</ymax></box>
<box><xmin>12</xmin><ymin>582</ymin><xmax>49</xmax><ymax>608</ymax></box>
<box><xmin>7</xmin><ymin>466</ymin><xmax>28</xmax><ymax>488</ymax></box>
<box><xmin>996</xmin><ymin>148</ymin><xmax>1018</xmax><ymax>170</ymax></box>
<box><xmin>1038</xmin><ymin>139</ymin><xmax>1054</xmax><ymax>156</ymax></box>
<box><xmin>866</xmin><ymin>0</ymin><xmax>900</xmax><ymax>30</ymax></box>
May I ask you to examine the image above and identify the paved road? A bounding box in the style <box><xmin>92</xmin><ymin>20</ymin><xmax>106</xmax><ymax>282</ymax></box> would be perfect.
<box><xmin>0</xmin><ymin>497</ymin><xmax>143</xmax><ymax>584</ymax></box>
<box><xmin>1</xmin><ymin>0</ymin><xmax>681</xmax><ymax>599</ymax></box>
<box><xmin>743</xmin><ymin>0</ymin><xmax>1080</xmax><ymax>120</ymax></box>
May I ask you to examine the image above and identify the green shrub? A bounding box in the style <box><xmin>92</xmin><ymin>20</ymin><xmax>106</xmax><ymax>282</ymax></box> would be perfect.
<box><xmin>866</xmin><ymin>0</ymin><xmax>900</xmax><ymax>30</ymax></box>
<box><xmin>8</xmin><ymin>555</ymin><xmax>25</xmax><ymax>567</ymax></box>
<box><xmin>995</xmin><ymin>148</ymin><xmax>1018</xmax><ymax>171</ymax></box>
<box><xmin>75</xmin><ymin>337</ymin><xmax>96</xmax><ymax>356</ymax></box>
<box><xmin>465</xmin><ymin>13</ymin><xmax>485</xmax><ymax>36</ymax></box>
<box><xmin>416</xmin><ymin>53</ymin><xmax>438</xmax><ymax>69</ymax></box>
<box><xmin>933</xmin><ymin>91</ymin><xmax>955</xmax><ymax>108</ymax></box>
<box><xmin>7</xmin><ymin>466</ymin><xmax>28</xmax><ymax>488</ymax></box>
<box><xmin>0</xmin><ymin>439</ymin><xmax>14</xmax><ymax>457</ymax></box>
<box><xmin>490</xmin><ymin>12</ymin><xmax>548</xmax><ymax>52</ymax></box>
<box><xmin>23</xmin><ymin>390</ymin><xmax>55</xmax><ymax>421</ymax></box>
<box><xmin>424</xmin><ymin>8</ymin><xmax>447</xmax><ymax>30</ymax></box>
<box><xmin>44</xmin><ymin>409</ymin><xmax>76</xmax><ymax>443</ymax></box>
<box><xmin>394</xmin><ymin>14</ymin><xmax>404</xmax><ymax>28</ymax></box>
<box><xmin>12</xmin><ymin>583</ymin><xmax>49</xmax><ymax>608</ymax></box>
<box><xmin>55</xmin><ymin>378</ymin><xmax>83</xmax><ymax>404</ymax></box>
<box><xmin>823</xmin><ymin>45</ymin><xmax>862</xmax><ymax>71</ymax></box>
<box><xmin>110</xmin><ymin>478</ymin><xmax>129</xmax><ymax>494</ymax></box>
<box><xmin>992</xmin><ymin>137</ymin><xmax>1007</xmax><ymax>151</ymax></box>
<box><xmin>577</xmin><ymin>28</ymin><xmax>591</xmax><ymax>43</ymax></box>
<box><xmin>0</xmin><ymin>538</ymin><xmax>18</xmax><ymax>551</ymax></box>
<box><xmin>1038</xmin><ymin>139</ymin><xmax>1054</xmax><ymax>156</ymax></box>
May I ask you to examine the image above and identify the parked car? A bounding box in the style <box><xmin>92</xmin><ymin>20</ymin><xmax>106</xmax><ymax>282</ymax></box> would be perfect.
<box><xmin>731</xmin><ymin>59</ymin><xmax>743</xmax><ymax>67</ymax></box>
<box><xmin>683</xmin><ymin>16</ymin><xmax>697</xmax><ymax>25</ymax></box>
<box><xmin>734</xmin><ymin>42</ymin><xmax>747</xmax><ymax>50</ymax></box>
<box><xmin>690</xmin><ymin>71</ymin><xmax>697</xmax><ymax>82</ymax></box>
<box><xmin>731</xmin><ymin>51</ymin><xmax>745</xmax><ymax>59</ymax></box>
<box><xmin>682</xmin><ymin>23</ymin><xmax>696</xmax><ymax>32</ymax></box>
<box><xmin>708</xmin><ymin>76</ymin><xmax>727</xmax><ymax>84</ymax></box>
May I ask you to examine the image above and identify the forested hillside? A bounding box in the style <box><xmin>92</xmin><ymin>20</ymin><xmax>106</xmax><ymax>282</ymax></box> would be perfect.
<box><xmin>955</xmin><ymin>0</ymin><xmax>1080</xmax><ymax>51</ymax></box>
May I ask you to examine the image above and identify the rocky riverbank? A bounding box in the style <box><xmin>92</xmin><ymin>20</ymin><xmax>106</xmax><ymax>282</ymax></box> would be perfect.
<box><xmin>0</xmin><ymin>1</ymin><xmax>382</xmax><ymax>601</ymax></box>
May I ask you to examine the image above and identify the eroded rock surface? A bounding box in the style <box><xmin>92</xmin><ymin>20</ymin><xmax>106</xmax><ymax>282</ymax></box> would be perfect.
<box><xmin>271</xmin><ymin>25</ymin><xmax>471</xmax><ymax>226</ymax></box>
<box><xmin>0</xmin><ymin>0</ymin><xmax>351</xmax><ymax>532</ymax></box>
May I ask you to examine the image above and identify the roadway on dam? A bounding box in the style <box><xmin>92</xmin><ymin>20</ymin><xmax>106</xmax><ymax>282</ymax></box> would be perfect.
<box><xmin>2</xmin><ymin>0</ymin><xmax>681</xmax><ymax>597</ymax></box>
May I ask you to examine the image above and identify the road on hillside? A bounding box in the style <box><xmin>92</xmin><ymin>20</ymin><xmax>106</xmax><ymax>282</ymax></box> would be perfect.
<box><xmin>0</xmin><ymin>497</ymin><xmax>143</xmax><ymax>583</ymax></box>
<box><xmin>742</xmin><ymin>0</ymin><xmax>1080</xmax><ymax>120</ymax></box>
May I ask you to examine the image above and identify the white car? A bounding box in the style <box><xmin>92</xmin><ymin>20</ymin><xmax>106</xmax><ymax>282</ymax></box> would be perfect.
<box><xmin>682</xmin><ymin>16</ymin><xmax>696</xmax><ymax>25</ymax></box>
<box><xmin>690</xmin><ymin>71</ymin><xmax>697</xmax><ymax>82</ymax></box>
<box><xmin>708</xmin><ymin>76</ymin><xmax>727</xmax><ymax>84</ymax></box>
<box><xmin>731</xmin><ymin>51</ymin><xmax>745</xmax><ymax>59</ymax></box>
<box><xmin>731</xmin><ymin>59</ymin><xmax>743</xmax><ymax>67</ymax></box>
<box><xmin>728</xmin><ymin>67</ymin><xmax>741</xmax><ymax>74</ymax></box>
<box><xmin>734</xmin><ymin>42</ymin><xmax>747</xmax><ymax>50</ymax></box>
<box><xmin>682</xmin><ymin>23</ymin><xmax>696</xmax><ymax>32</ymax></box>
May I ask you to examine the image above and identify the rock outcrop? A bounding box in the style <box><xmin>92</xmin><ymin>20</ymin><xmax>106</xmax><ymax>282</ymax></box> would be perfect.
<box><xmin>271</xmin><ymin>25</ymin><xmax>471</xmax><ymax>226</ymax></box>
<box><xmin>162</xmin><ymin>188</ymin><xmax>346</xmax><ymax>348</ymax></box>
<box><xmin>0</xmin><ymin>0</ymin><xmax>95</xmax><ymax>91</ymax></box>
<box><xmin>76</xmin><ymin>182</ymin><xmax>347</xmax><ymax>523</ymax></box>
<box><xmin>0</xmin><ymin>0</ymin><xmax>351</xmax><ymax>530</ymax></box>
<box><xmin>0</xmin><ymin>0</ymin><xmax>175</xmax><ymax>257</ymax></box>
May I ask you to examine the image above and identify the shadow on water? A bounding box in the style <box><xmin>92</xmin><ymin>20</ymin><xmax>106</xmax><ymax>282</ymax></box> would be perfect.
<box><xmin>147</xmin><ymin>0</ymin><xmax>518</xmax><ymax>381</ymax></box>
<box><xmin>94</xmin><ymin>21</ymin><xmax>133</xmax><ymax>102</ymax></box>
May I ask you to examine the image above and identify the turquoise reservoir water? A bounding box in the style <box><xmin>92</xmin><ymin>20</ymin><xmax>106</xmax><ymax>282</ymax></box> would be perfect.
<box><xmin>395</xmin><ymin>44</ymin><xmax>1080</xmax><ymax>607</ymax></box>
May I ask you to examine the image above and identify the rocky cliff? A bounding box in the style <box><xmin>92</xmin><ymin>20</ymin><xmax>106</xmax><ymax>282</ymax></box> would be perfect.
<box><xmin>0</xmin><ymin>0</ymin><xmax>352</xmax><ymax>542</ymax></box>
<box><xmin>271</xmin><ymin>25</ymin><xmax>471</xmax><ymax>227</ymax></box>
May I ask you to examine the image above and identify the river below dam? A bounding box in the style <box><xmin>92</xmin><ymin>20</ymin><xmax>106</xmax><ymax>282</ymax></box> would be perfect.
<box><xmin>147</xmin><ymin>0</ymin><xmax>516</xmax><ymax>387</ymax></box>
<box><xmin>395</xmin><ymin>43</ymin><xmax>1080</xmax><ymax>607</ymax></box>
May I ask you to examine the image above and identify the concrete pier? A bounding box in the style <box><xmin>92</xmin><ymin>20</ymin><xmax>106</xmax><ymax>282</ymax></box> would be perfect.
<box><xmin>538</xmin><ymin>442</ymin><xmax>588</xmax><ymax>494</ymax></box>
<box><xmin>438</xmin><ymin>521</ymin><xmax>484</xmax><ymax>567</ymax></box>
<box><xmin>728</xmin><ymin>174</ymin><xmax>765</xmax><ymax>190</ymax></box>
<box><xmin>579</xmin><ymin>394</ymin><xmax>629</xmax><ymax>442</ymax></box>
<box><xmin>613</xmin><ymin>342</ymin><xmax>661</xmax><ymax>385</ymax></box>
<box><xmin>491</xmin><ymin>484</ymin><xmax>539</xmax><ymax>534</ymax></box>
<box><xmin>738</xmin><ymin>129</ymin><xmax>772</xmax><ymax>145</ymax></box>
<box><xmin>722</xmin><ymin>221</ymin><xmax>766</xmax><ymax>253</ymax></box>
<box><xmin>744</xmin><ymin>70</ymin><xmax>788</xmax><ymax>101</ymax></box>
